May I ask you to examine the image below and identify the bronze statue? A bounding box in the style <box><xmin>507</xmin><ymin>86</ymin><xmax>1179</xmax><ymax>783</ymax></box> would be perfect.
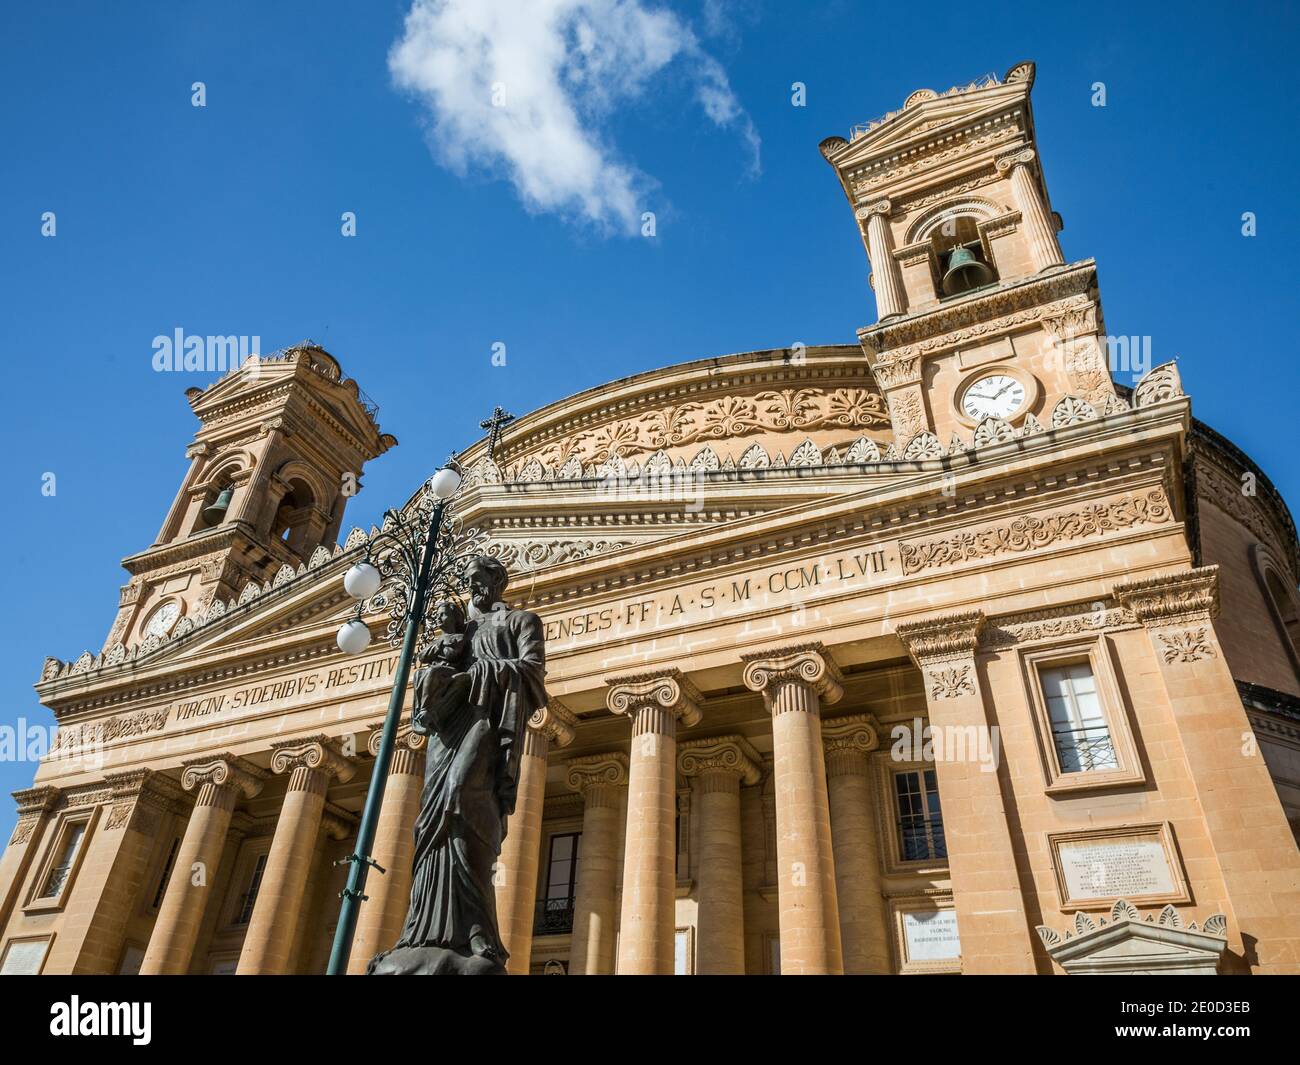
<box><xmin>369</xmin><ymin>555</ymin><xmax>548</xmax><ymax>975</ymax></box>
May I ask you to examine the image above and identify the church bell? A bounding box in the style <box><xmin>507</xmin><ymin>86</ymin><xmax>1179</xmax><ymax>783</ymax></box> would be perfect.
<box><xmin>941</xmin><ymin>245</ymin><xmax>995</xmax><ymax>296</ymax></box>
<box><xmin>202</xmin><ymin>486</ymin><xmax>233</xmax><ymax>526</ymax></box>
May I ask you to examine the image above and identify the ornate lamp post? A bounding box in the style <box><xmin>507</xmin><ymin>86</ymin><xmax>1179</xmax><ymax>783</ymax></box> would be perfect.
<box><xmin>325</xmin><ymin>459</ymin><xmax>482</xmax><ymax>975</ymax></box>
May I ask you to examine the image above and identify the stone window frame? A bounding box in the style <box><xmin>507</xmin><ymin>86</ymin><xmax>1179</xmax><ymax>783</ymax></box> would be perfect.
<box><xmin>0</xmin><ymin>933</ymin><xmax>55</xmax><ymax>975</ymax></box>
<box><xmin>873</xmin><ymin>750</ymin><xmax>951</xmax><ymax>878</ymax></box>
<box><xmin>674</xmin><ymin>925</ymin><xmax>695</xmax><ymax>975</ymax></box>
<box><xmin>1018</xmin><ymin>635</ymin><xmax>1145</xmax><ymax>795</ymax></box>
<box><xmin>1250</xmin><ymin>543</ymin><xmax>1300</xmax><ymax>683</ymax></box>
<box><xmin>219</xmin><ymin>836</ymin><xmax>274</xmax><ymax>930</ymax></box>
<box><xmin>536</xmin><ymin>813</ymin><xmax>584</xmax><ymax>927</ymax></box>
<box><xmin>22</xmin><ymin>805</ymin><xmax>99</xmax><ymax>915</ymax></box>
<box><xmin>1046</xmin><ymin>821</ymin><xmax>1192</xmax><ymax>913</ymax></box>
<box><xmin>887</xmin><ymin>892</ymin><xmax>961</xmax><ymax>975</ymax></box>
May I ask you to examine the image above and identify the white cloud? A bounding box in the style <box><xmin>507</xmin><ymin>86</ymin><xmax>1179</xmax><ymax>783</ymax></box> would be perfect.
<box><xmin>389</xmin><ymin>0</ymin><xmax>760</xmax><ymax>234</ymax></box>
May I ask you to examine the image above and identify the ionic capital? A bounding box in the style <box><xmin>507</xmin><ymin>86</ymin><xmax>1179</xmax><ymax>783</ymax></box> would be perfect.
<box><xmin>678</xmin><ymin>735</ymin><xmax>762</xmax><ymax>785</ymax></box>
<box><xmin>895</xmin><ymin>610</ymin><xmax>986</xmax><ymax>666</ymax></box>
<box><xmin>180</xmin><ymin>753</ymin><xmax>266</xmax><ymax>799</ymax></box>
<box><xmin>1113</xmin><ymin>566</ymin><xmax>1220</xmax><ymax>627</ymax></box>
<box><xmin>856</xmin><ymin>198</ymin><xmax>892</xmax><ymax>220</ymax></box>
<box><xmin>741</xmin><ymin>643</ymin><xmax>844</xmax><ymax>706</ymax></box>
<box><xmin>269</xmin><ymin>734</ymin><xmax>357</xmax><ymax>784</ymax></box>
<box><xmin>566</xmin><ymin>753</ymin><xmax>630</xmax><ymax>796</ymax></box>
<box><xmin>996</xmin><ymin>147</ymin><xmax>1036</xmax><ymax>173</ymax></box>
<box><xmin>529</xmin><ymin>698</ymin><xmax>578</xmax><ymax>749</ymax></box>
<box><xmin>606</xmin><ymin>670</ymin><xmax>703</xmax><ymax>729</ymax></box>
<box><xmin>320</xmin><ymin>802</ymin><xmax>357</xmax><ymax>842</ymax></box>
<box><xmin>365</xmin><ymin>717</ymin><xmax>428</xmax><ymax>758</ymax></box>
<box><xmin>821</xmin><ymin>714</ymin><xmax>880</xmax><ymax>756</ymax></box>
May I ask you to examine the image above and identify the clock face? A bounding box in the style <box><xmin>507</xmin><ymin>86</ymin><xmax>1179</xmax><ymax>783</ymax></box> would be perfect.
<box><xmin>144</xmin><ymin>601</ymin><xmax>181</xmax><ymax>638</ymax></box>
<box><xmin>961</xmin><ymin>373</ymin><xmax>1026</xmax><ymax>421</ymax></box>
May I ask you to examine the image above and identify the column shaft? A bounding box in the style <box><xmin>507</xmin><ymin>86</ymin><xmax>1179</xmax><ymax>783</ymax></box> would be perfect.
<box><xmin>566</xmin><ymin>755</ymin><xmax>628</xmax><ymax>975</ymax></box>
<box><xmin>864</xmin><ymin>205</ymin><xmax>904</xmax><ymax>318</ymax></box>
<box><xmin>1008</xmin><ymin>158</ymin><xmax>1063</xmax><ymax>270</ymax></box>
<box><xmin>823</xmin><ymin>720</ymin><xmax>890</xmax><ymax>974</ymax></box>
<box><xmin>141</xmin><ymin>782</ymin><xmax>237</xmax><ymax>975</ymax></box>
<box><xmin>495</xmin><ymin>728</ymin><xmax>549</xmax><ymax>975</ymax></box>
<box><xmin>236</xmin><ymin>766</ymin><xmax>328</xmax><ymax>974</ymax></box>
<box><xmin>693</xmin><ymin>771</ymin><xmax>746</xmax><ymax>974</ymax></box>
<box><xmin>347</xmin><ymin>745</ymin><xmax>425</xmax><ymax>973</ymax></box>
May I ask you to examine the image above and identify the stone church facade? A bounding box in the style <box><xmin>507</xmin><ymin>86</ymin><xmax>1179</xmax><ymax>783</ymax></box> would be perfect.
<box><xmin>4</xmin><ymin>63</ymin><xmax>1299</xmax><ymax>976</ymax></box>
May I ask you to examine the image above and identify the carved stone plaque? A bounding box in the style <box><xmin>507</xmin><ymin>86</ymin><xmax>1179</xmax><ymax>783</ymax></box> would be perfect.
<box><xmin>1048</xmin><ymin>823</ymin><xmax>1189</xmax><ymax>909</ymax></box>
<box><xmin>902</xmin><ymin>909</ymin><xmax>961</xmax><ymax>962</ymax></box>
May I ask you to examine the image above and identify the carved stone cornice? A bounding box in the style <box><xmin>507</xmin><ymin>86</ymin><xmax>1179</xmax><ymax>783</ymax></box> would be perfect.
<box><xmin>12</xmin><ymin>786</ymin><xmax>60</xmax><ymax>816</ymax></box>
<box><xmin>365</xmin><ymin>717</ymin><xmax>428</xmax><ymax>757</ymax></box>
<box><xmin>269</xmin><ymin>734</ymin><xmax>357</xmax><ymax>783</ymax></box>
<box><xmin>980</xmin><ymin>602</ymin><xmax>1136</xmax><ymax>650</ymax></box>
<box><xmin>180</xmin><ymin>753</ymin><xmax>266</xmax><ymax>798</ymax></box>
<box><xmin>1113</xmin><ymin>567</ymin><xmax>1220</xmax><ymax>627</ymax></box>
<box><xmin>529</xmin><ymin>698</ymin><xmax>578</xmax><ymax>749</ymax></box>
<box><xmin>858</xmin><ymin>262</ymin><xmax>1094</xmax><ymax>359</ymax></box>
<box><xmin>821</xmin><ymin>714</ymin><xmax>880</xmax><ymax>756</ymax></box>
<box><xmin>741</xmin><ymin>643</ymin><xmax>845</xmax><ymax>705</ymax></box>
<box><xmin>895</xmin><ymin>610</ymin><xmax>986</xmax><ymax>666</ymax></box>
<box><xmin>677</xmin><ymin>736</ymin><xmax>762</xmax><ymax>785</ymax></box>
<box><xmin>605</xmin><ymin>670</ymin><xmax>703</xmax><ymax>729</ymax></box>
<box><xmin>565</xmin><ymin>752</ymin><xmax>630</xmax><ymax>795</ymax></box>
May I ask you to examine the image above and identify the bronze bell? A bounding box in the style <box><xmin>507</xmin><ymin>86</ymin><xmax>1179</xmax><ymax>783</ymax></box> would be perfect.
<box><xmin>941</xmin><ymin>245</ymin><xmax>995</xmax><ymax>296</ymax></box>
<box><xmin>202</xmin><ymin>486</ymin><xmax>233</xmax><ymax>525</ymax></box>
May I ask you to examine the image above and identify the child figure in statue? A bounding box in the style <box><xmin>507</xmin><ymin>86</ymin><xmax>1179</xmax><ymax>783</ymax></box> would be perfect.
<box><xmin>411</xmin><ymin>600</ymin><xmax>470</xmax><ymax>734</ymax></box>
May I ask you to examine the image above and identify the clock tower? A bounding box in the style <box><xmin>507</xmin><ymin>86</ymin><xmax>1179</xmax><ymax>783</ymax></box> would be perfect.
<box><xmin>104</xmin><ymin>341</ymin><xmax>396</xmax><ymax>651</ymax></box>
<box><xmin>819</xmin><ymin>63</ymin><xmax>1120</xmax><ymax>450</ymax></box>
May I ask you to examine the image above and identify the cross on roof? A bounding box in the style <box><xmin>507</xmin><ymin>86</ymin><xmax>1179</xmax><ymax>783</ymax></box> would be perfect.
<box><xmin>479</xmin><ymin>406</ymin><xmax>515</xmax><ymax>460</ymax></box>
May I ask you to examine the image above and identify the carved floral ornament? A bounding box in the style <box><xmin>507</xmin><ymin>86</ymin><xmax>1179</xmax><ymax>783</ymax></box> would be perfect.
<box><xmin>928</xmin><ymin>664</ymin><xmax>976</xmax><ymax>700</ymax></box>
<box><xmin>507</xmin><ymin>386</ymin><xmax>890</xmax><ymax>471</ymax></box>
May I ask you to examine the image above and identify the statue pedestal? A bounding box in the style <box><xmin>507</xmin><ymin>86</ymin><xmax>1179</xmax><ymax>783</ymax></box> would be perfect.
<box><xmin>366</xmin><ymin>945</ymin><xmax>507</xmax><ymax>976</ymax></box>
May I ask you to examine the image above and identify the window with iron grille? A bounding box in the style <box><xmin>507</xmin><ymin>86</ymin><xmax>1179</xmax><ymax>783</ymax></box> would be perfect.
<box><xmin>534</xmin><ymin>832</ymin><xmax>580</xmax><ymax>935</ymax></box>
<box><xmin>38</xmin><ymin>822</ymin><xmax>87</xmax><ymax>899</ymax></box>
<box><xmin>894</xmin><ymin>769</ymin><xmax>946</xmax><ymax>862</ymax></box>
<box><xmin>1040</xmin><ymin>661</ymin><xmax>1118</xmax><ymax>773</ymax></box>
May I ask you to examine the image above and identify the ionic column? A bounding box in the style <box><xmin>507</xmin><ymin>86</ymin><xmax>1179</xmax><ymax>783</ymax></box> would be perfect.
<box><xmin>496</xmin><ymin>701</ymin><xmax>576</xmax><ymax>975</ymax></box>
<box><xmin>996</xmin><ymin>149</ymin><xmax>1063</xmax><ymax>271</ymax></box>
<box><xmin>822</xmin><ymin>715</ymin><xmax>891</xmax><ymax>974</ymax></box>
<box><xmin>742</xmin><ymin>644</ymin><xmax>844</xmax><ymax>975</ymax></box>
<box><xmin>141</xmin><ymin>755</ymin><xmax>265</xmax><ymax>975</ymax></box>
<box><xmin>607</xmin><ymin>671</ymin><xmax>702</xmax><ymax>974</ymax></box>
<box><xmin>565</xmin><ymin>753</ymin><xmax>629</xmax><ymax>975</ymax></box>
<box><xmin>236</xmin><ymin>736</ymin><xmax>355</xmax><ymax>975</ymax></box>
<box><xmin>347</xmin><ymin>721</ymin><xmax>428</xmax><ymax>973</ymax></box>
<box><xmin>896</xmin><ymin>611</ymin><xmax>1036</xmax><ymax>974</ymax></box>
<box><xmin>678</xmin><ymin>736</ymin><xmax>761</xmax><ymax>975</ymax></box>
<box><xmin>858</xmin><ymin>199</ymin><xmax>905</xmax><ymax>319</ymax></box>
<box><xmin>1115</xmin><ymin>567</ymin><xmax>1300</xmax><ymax>974</ymax></box>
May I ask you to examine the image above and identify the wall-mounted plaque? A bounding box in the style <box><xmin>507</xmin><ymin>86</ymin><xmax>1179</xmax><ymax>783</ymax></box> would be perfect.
<box><xmin>1047</xmin><ymin>822</ymin><xmax>1190</xmax><ymax>910</ymax></box>
<box><xmin>890</xmin><ymin>895</ymin><xmax>961</xmax><ymax>974</ymax></box>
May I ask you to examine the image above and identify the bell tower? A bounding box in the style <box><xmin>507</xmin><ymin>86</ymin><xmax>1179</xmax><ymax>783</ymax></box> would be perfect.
<box><xmin>819</xmin><ymin>62</ymin><xmax>1118</xmax><ymax>449</ymax></box>
<box><xmin>105</xmin><ymin>341</ymin><xmax>397</xmax><ymax>650</ymax></box>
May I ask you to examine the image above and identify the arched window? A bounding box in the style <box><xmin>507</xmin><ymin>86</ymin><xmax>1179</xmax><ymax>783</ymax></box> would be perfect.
<box><xmin>272</xmin><ymin>478</ymin><xmax>317</xmax><ymax>555</ymax></box>
<box><xmin>929</xmin><ymin>216</ymin><xmax>997</xmax><ymax>297</ymax></box>
<box><xmin>192</xmin><ymin>472</ymin><xmax>236</xmax><ymax>533</ymax></box>
<box><xmin>1252</xmin><ymin>544</ymin><xmax>1300</xmax><ymax>681</ymax></box>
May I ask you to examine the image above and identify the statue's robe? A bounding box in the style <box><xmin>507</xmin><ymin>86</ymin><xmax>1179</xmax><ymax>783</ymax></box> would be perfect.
<box><xmin>384</xmin><ymin>604</ymin><xmax>546</xmax><ymax>971</ymax></box>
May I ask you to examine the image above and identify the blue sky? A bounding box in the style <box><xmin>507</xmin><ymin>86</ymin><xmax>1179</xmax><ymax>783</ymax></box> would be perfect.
<box><xmin>1</xmin><ymin>0</ymin><xmax>1297</xmax><ymax>801</ymax></box>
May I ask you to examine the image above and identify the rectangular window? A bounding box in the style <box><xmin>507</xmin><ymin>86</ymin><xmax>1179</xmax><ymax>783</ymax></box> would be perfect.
<box><xmin>38</xmin><ymin>822</ymin><xmax>86</xmax><ymax>899</ymax></box>
<box><xmin>1040</xmin><ymin>661</ymin><xmax>1118</xmax><ymax>773</ymax></box>
<box><xmin>235</xmin><ymin>854</ymin><xmax>268</xmax><ymax>926</ymax></box>
<box><xmin>534</xmin><ymin>832</ymin><xmax>580</xmax><ymax>936</ymax></box>
<box><xmin>894</xmin><ymin>769</ymin><xmax>946</xmax><ymax>862</ymax></box>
